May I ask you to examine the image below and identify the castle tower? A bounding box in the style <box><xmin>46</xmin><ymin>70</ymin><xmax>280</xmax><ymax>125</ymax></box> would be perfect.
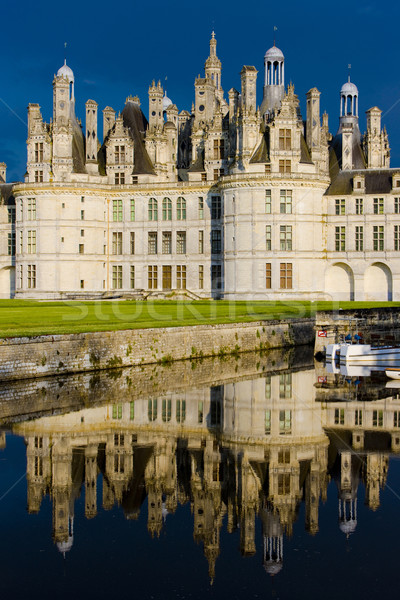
<box><xmin>260</xmin><ymin>45</ymin><xmax>285</xmax><ymax>117</ymax></box>
<box><xmin>85</xmin><ymin>99</ymin><xmax>98</xmax><ymax>173</ymax></box>
<box><xmin>84</xmin><ymin>445</ymin><xmax>98</xmax><ymax>519</ymax></box>
<box><xmin>148</xmin><ymin>80</ymin><xmax>164</xmax><ymax>132</ymax></box>
<box><xmin>205</xmin><ymin>31</ymin><xmax>222</xmax><ymax>91</ymax></box>
<box><xmin>52</xmin><ymin>61</ymin><xmax>75</xmax><ymax>179</ymax></box>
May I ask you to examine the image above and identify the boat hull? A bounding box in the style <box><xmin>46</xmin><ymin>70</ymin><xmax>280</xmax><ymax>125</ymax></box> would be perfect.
<box><xmin>340</xmin><ymin>344</ymin><xmax>400</xmax><ymax>364</ymax></box>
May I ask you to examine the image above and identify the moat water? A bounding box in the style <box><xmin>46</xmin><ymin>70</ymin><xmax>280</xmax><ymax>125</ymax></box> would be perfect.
<box><xmin>1</xmin><ymin>348</ymin><xmax>400</xmax><ymax>600</ymax></box>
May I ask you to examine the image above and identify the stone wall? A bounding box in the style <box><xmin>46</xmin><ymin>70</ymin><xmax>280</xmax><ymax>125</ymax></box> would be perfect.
<box><xmin>0</xmin><ymin>318</ymin><xmax>314</xmax><ymax>382</ymax></box>
<box><xmin>0</xmin><ymin>345</ymin><xmax>314</xmax><ymax>425</ymax></box>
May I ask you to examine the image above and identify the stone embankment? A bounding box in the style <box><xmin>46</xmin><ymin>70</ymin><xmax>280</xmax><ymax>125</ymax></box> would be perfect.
<box><xmin>0</xmin><ymin>318</ymin><xmax>314</xmax><ymax>382</ymax></box>
<box><xmin>0</xmin><ymin>345</ymin><xmax>314</xmax><ymax>425</ymax></box>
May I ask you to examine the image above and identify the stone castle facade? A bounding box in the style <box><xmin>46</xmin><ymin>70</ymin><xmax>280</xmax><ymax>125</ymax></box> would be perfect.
<box><xmin>0</xmin><ymin>34</ymin><xmax>398</xmax><ymax>300</ymax></box>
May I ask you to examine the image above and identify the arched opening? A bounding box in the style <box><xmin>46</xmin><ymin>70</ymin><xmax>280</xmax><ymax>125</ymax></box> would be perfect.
<box><xmin>325</xmin><ymin>263</ymin><xmax>355</xmax><ymax>301</ymax></box>
<box><xmin>364</xmin><ymin>263</ymin><xmax>392</xmax><ymax>301</ymax></box>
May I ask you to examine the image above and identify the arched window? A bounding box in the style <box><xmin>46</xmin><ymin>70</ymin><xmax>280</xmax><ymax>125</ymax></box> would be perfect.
<box><xmin>162</xmin><ymin>197</ymin><xmax>172</xmax><ymax>220</ymax></box>
<box><xmin>177</xmin><ymin>196</ymin><xmax>186</xmax><ymax>220</ymax></box>
<box><xmin>148</xmin><ymin>197</ymin><xmax>158</xmax><ymax>221</ymax></box>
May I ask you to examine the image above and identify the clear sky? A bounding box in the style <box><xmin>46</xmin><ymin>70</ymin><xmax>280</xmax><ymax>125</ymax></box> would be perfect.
<box><xmin>1</xmin><ymin>0</ymin><xmax>399</xmax><ymax>182</ymax></box>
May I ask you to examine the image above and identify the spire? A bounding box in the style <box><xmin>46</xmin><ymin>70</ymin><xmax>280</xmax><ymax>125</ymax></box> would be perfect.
<box><xmin>205</xmin><ymin>31</ymin><xmax>222</xmax><ymax>90</ymax></box>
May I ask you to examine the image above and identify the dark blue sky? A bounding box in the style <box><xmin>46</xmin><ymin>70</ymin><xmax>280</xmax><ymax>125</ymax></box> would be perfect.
<box><xmin>1</xmin><ymin>0</ymin><xmax>399</xmax><ymax>182</ymax></box>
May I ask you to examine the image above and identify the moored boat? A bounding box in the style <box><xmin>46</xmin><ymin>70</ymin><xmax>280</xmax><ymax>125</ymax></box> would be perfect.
<box><xmin>340</xmin><ymin>344</ymin><xmax>400</xmax><ymax>364</ymax></box>
<box><xmin>385</xmin><ymin>368</ymin><xmax>400</xmax><ymax>380</ymax></box>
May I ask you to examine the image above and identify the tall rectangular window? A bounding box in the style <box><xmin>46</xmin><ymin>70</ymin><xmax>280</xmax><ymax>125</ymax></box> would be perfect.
<box><xmin>334</xmin><ymin>408</ymin><xmax>345</xmax><ymax>425</ymax></box>
<box><xmin>176</xmin><ymin>265</ymin><xmax>186</xmax><ymax>289</ymax></box>
<box><xmin>279</xmin><ymin>160</ymin><xmax>291</xmax><ymax>174</ymax></box>
<box><xmin>112</xmin><ymin>265</ymin><xmax>122</xmax><ymax>289</ymax></box>
<box><xmin>277</xmin><ymin>473</ymin><xmax>290</xmax><ymax>495</ymax></box>
<box><xmin>130</xmin><ymin>199</ymin><xmax>135</xmax><ymax>221</ymax></box>
<box><xmin>130</xmin><ymin>232</ymin><xmax>135</xmax><ymax>254</ymax></box>
<box><xmin>266</xmin><ymin>263</ymin><xmax>271</xmax><ymax>289</ymax></box>
<box><xmin>162</xmin><ymin>231</ymin><xmax>172</xmax><ymax>254</ymax></box>
<box><xmin>27</xmin><ymin>230</ymin><xmax>36</xmax><ymax>254</ymax></box>
<box><xmin>162</xmin><ymin>197</ymin><xmax>172</xmax><ymax>220</ymax></box>
<box><xmin>34</xmin><ymin>170</ymin><xmax>43</xmax><ymax>183</ymax></box>
<box><xmin>79</xmin><ymin>244</ymin><xmax>84</xmax><ymax>254</ymax></box>
<box><xmin>27</xmin><ymin>198</ymin><xmax>36</xmax><ymax>220</ymax></box>
<box><xmin>394</xmin><ymin>411</ymin><xmax>400</xmax><ymax>428</ymax></box>
<box><xmin>148</xmin><ymin>198</ymin><xmax>158</xmax><ymax>221</ymax></box>
<box><xmin>176</xmin><ymin>231</ymin><xmax>186</xmax><ymax>254</ymax></box>
<box><xmin>355</xmin><ymin>409</ymin><xmax>363</xmax><ymax>426</ymax></box>
<box><xmin>162</xmin><ymin>399</ymin><xmax>171</xmax><ymax>422</ymax></box>
<box><xmin>148</xmin><ymin>398</ymin><xmax>157</xmax><ymax>422</ymax></box>
<box><xmin>112</xmin><ymin>231</ymin><xmax>122</xmax><ymax>255</ymax></box>
<box><xmin>148</xmin><ymin>232</ymin><xmax>157</xmax><ymax>254</ymax></box>
<box><xmin>81</xmin><ymin>209</ymin><xmax>85</xmax><ymax>220</ymax></box>
<box><xmin>335</xmin><ymin>226</ymin><xmax>346</xmax><ymax>251</ymax></box>
<box><xmin>280</xmin><ymin>225</ymin><xmax>292</xmax><ymax>251</ymax></box>
<box><xmin>395</xmin><ymin>197</ymin><xmax>400</xmax><ymax>214</ymax></box>
<box><xmin>279</xmin><ymin>410</ymin><xmax>292</xmax><ymax>435</ymax></box>
<box><xmin>115</xmin><ymin>145</ymin><xmax>125</xmax><ymax>164</ymax></box>
<box><xmin>18</xmin><ymin>265</ymin><xmax>23</xmax><ymax>289</ymax></box>
<box><xmin>8</xmin><ymin>232</ymin><xmax>15</xmax><ymax>256</ymax></box>
<box><xmin>395</xmin><ymin>226</ymin><xmax>400</xmax><ymax>251</ymax></box>
<box><xmin>199</xmin><ymin>230</ymin><xmax>204</xmax><ymax>254</ymax></box>
<box><xmin>198</xmin><ymin>197</ymin><xmax>204</xmax><ymax>219</ymax></box>
<box><xmin>112</xmin><ymin>199</ymin><xmax>122</xmax><ymax>222</ymax></box>
<box><xmin>211</xmin><ymin>196</ymin><xmax>221</xmax><ymax>219</ymax></box>
<box><xmin>266</xmin><ymin>225</ymin><xmax>271</xmax><ymax>251</ymax></box>
<box><xmin>34</xmin><ymin>142</ymin><xmax>43</xmax><ymax>162</ymax></box>
<box><xmin>176</xmin><ymin>399</ymin><xmax>186</xmax><ymax>424</ymax></box>
<box><xmin>265</xmin><ymin>409</ymin><xmax>271</xmax><ymax>435</ymax></box>
<box><xmin>335</xmin><ymin>199</ymin><xmax>346</xmax><ymax>215</ymax></box>
<box><xmin>130</xmin><ymin>265</ymin><xmax>135</xmax><ymax>289</ymax></box>
<box><xmin>279</xmin><ymin>373</ymin><xmax>292</xmax><ymax>399</ymax></box>
<box><xmin>27</xmin><ymin>264</ymin><xmax>36</xmax><ymax>289</ymax></box>
<box><xmin>279</xmin><ymin>128</ymin><xmax>291</xmax><ymax>150</ymax></box>
<box><xmin>7</xmin><ymin>207</ymin><xmax>15</xmax><ymax>223</ymax></box>
<box><xmin>373</xmin><ymin>197</ymin><xmax>384</xmax><ymax>214</ymax></box>
<box><xmin>148</xmin><ymin>265</ymin><xmax>158</xmax><ymax>289</ymax></box>
<box><xmin>355</xmin><ymin>226</ymin><xmax>364</xmax><ymax>251</ymax></box>
<box><xmin>280</xmin><ymin>263</ymin><xmax>293</xmax><ymax>289</ymax></box>
<box><xmin>373</xmin><ymin>225</ymin><xmax>384</xmax><ymax>251</ymax></box>
<box><xmin>211</xmin><ymin>230</ymin><xmax>221</xmax><ymax>254</ymax></box>
<box><xmin>199</xmin><ymin>265</ymin><xmax>204</xmax><ymax>289</ymax></box>
<box><xmin>280</xmin><ymin>190</ymin><xmax>292</xmax><ymax>214</ymax></box>
<box><xmin>355</xmin><ymin>198</ymin><xmax>363</xmax><ymax>215</ymax></box>
<box><xmin>265</xmin><ymin>189</ymin><xmax>271</xmax><ymax>214</ymax></box>
<box><xmin>177</xmin><ymin>197</ymin><xmax>186</xmax><ymax>220</ymax></box>
<box><xmin>373</xmin><ymin>410</ymin><xmax>384</xmax><ymax>427</ymax></box>
<box><xmin>211</xmin><ymin>265</ymin><xmax>222</xmax><ymax>290</ymax></box>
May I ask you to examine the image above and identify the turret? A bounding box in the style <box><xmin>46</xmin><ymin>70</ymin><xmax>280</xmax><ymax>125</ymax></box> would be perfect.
<box><xmin>260</xmin><ymin>45</ymin><xmax>285</xmax><ymax>117</ymax></box>
<box><xmin>205</xmin><ymin>31</ymin><xmax>222</xmax><ymax>91</ymax></box>
<box><xmin>148</xmin><ymin>80</ymin><xmax>164</xmax><ymax>132</ymax></box>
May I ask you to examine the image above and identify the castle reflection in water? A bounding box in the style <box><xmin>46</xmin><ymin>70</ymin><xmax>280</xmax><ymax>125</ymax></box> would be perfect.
<box><xmin>1</xmin><ymin>352</ymin><xmax>400</xmax><ymax>581</ymax></box>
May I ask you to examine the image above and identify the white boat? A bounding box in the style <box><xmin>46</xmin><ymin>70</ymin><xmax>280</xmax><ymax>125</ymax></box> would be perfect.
<box><xmin>340</xmin><ymin>343</ymin><xmax>400</xmax><ymax>364</ymax></box>
<box><xmin>385</xmin><ymin>368</ymin><xmax>400</xmax><ymax>380</ymax></box>
<box><xmin>325</xmin><ymin>343</ymin><xmax>341</xmax><ymax>361</ymax></box>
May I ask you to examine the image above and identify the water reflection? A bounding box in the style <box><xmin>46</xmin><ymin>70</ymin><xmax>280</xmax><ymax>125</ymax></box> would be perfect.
<box><xmin>1</xmin><ymin>349</ymin><xmax>400</xmax><ymax>584</ymax></box>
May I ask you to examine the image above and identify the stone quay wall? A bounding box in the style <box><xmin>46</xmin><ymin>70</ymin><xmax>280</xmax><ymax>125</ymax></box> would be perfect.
<box><xmin>0</xmin><ymin>318</ymin><xmax>314</xmax><ymax>382</ymax></box>
<box><xmin>0</xmin><ymin>346</ymin><xmax>314</xmax><ymax>425</ymax></box>
<box><xmin>314</xmin><ymin>307</ymin><xmax>400</xmax><ymax>354</ymax></box>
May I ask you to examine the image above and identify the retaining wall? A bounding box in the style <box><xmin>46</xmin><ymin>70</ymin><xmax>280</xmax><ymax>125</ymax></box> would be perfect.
<box><xmin>0</xmin><ymin>318</ymin><xmax>314</xmax><ymax>382</ymax></box>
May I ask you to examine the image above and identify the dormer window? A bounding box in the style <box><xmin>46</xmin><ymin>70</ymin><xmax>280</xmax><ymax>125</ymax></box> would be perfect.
<box><xmin>279</xmin><ymin>129</ymin><xmax>291</xmax><ymax>151</ymax></box>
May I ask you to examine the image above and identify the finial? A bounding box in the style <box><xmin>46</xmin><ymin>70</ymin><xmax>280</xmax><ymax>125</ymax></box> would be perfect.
<box><xmin>64</xmin><ymin>41</ymin><xmax>67</xmax><ymax>63</ymax></box>
<box><xmin>273</xmin><ymin>25</ymin><xmax>277</xmax><ymax>46</ymax></box>
<box><xmin>348</xmin><ymin>64</ymin><xmax>351</xmax><ymax>82</ymax></box>
<box><xmin>211</xmin><ymin>30</ymin><xmax>215</xmax><ymax>39</ymax></box>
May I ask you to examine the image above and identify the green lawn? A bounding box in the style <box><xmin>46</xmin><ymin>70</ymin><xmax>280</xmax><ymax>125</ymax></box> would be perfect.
<box><xmin>0</xmin><ymin>299</ymin><xmax>398</xmax><ymax>338</ymax></box>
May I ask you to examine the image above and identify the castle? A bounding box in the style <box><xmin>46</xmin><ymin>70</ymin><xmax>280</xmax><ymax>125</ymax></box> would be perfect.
<box><xmin>0</xmin><ymin>34</ymin><xmax>398</xmax><ymax>300</ymax></box>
